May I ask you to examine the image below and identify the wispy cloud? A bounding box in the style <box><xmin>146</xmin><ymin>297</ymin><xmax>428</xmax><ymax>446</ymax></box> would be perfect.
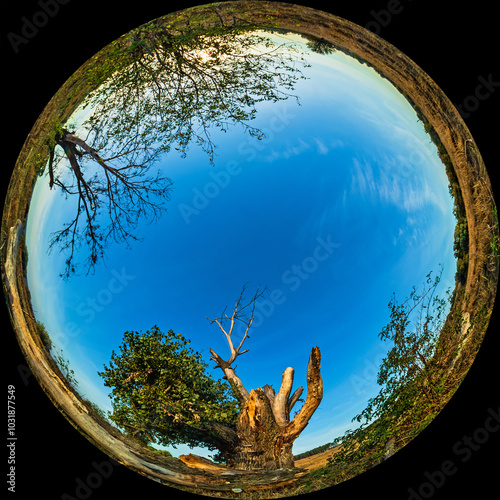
<box><xmin>264</xmin><ymin>137</ymin><xmax>344</xmax><ymax>163</ymax></box>
<box><xmin>265</xmin><ymin>138</ymin><xmax>310</xmax><ymax>162</ymax></box>
<box><xmin>314</xmin><ymin>137</ymin><xmax>329</xmax><ymax>155</ymax></box>
<box><xmin>350</xmin><ymin>156</ymin><xmax>448</xmax><ymax>215</ymax></box>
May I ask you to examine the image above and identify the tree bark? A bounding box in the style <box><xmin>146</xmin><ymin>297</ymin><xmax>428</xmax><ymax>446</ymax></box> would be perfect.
<box><xmin>223</xmin><ymin>347</ymin><xmax>322</xmax><ymax>470</ymax></box>
<box><xmin>282</xmin><ymin>346</ymin><xmax>323</xmax><ymax>444</ymax></box>
<box><xmin>273</xmin><ymin>367</ymin><xmax>294</xmax><ymax>427</ymax></box>
<box><xmin>204</xmin><ymin>421</ymin><xmax>239</xmax><ymax>458</ymax></box>
<box><xmin>209</xmin><ymin>349</ymin><xmax>250</xmax><ymax>406</ymax></box>
<box><xmin>227</xmin><ymin>388</ymin><xmax>294</xmax><ymax>470</ymax></box>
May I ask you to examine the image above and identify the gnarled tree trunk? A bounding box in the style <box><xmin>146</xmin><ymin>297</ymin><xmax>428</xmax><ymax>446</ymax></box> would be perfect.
<box><xmin>229</xmin><ymin>388</ymin><xmax>294</xmax><ymax>470</ymax></box>
<box><xmin>213</xmin><ymin>346</ymin><xmax>323</xmax><ymax>470</ymax></box>
<box><xmin>208</xmin><ymin>288</ymin><xmax>323</xmax><ymax>470</ymax></box>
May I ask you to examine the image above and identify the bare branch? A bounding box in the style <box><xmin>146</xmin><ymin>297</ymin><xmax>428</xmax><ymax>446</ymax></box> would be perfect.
<box><xmin>209</xmin><ymin>348</ymin><xmax>249</xmax><ymax>405</ymax></box>
<box><xmin>287</xmin><ymin>387</ymin><xmax>304</xmax><ymax>413</ymax></box>
<box><xmin>49</xmin><ymin>129</ymin><xmax>172</xmax><ymax>278</ymax></box>
<box><xmin>207</xmin><ymin>284</ymin><xmax>265</xmax><ymax>367</ymax></box>
<box><xmin>207</xmin><ymin>285</ymin><xmax>266</xmax><ymax>405</ymax></box>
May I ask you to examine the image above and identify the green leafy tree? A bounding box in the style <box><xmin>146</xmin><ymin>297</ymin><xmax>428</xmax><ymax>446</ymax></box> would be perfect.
<box><xmin>47</xmin><ymin>16</ymin><xmax>309</xmax><ymax>278</ymax></box>
<box><xmin>328</xmin><ymin>270</ymin><xmax>449</xmax><ymax>479</ymax></box>
<box><xmin>362</xmin><ymin>270</ymin><xmax>447</xmax><ymax>424</ymax></box>
<box><xmin>305</xmin><ymin>36</ymin><xmax>337</xmax><ymax>55</ymax></box>
<box><xmin>98</xmin><ymin>327</ymin><xmax>239</xmax><ymax>452</ymax></box>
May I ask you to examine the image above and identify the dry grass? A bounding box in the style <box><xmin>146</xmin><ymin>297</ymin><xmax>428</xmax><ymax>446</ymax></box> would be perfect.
<box><xmin>295</xmin><ymin>446</ymin><xmax>340</xmax><ymax>471</ymax></box>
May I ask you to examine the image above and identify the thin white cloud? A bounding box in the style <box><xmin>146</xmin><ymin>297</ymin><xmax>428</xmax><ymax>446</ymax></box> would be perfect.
<box><xmin>263</xmin><ymin>135</ymin><xmax>344</xmax><ymax>163</ymax></box>
<box><xmin>314</xmin><ymin>137</ymin><xmax>329</xmax><ymax>155</ymax></box>
<box><xmin>263</xmin><ymin>138</ymin><xmax>310</xmax><ymax>162</ymax></box>
<box><xmin>330</xmin><ymin>138</ymin><xmax>345</xmax><ymax>149</ymax></box>
<box><xmin>351</xmin><ymin>156</ymin><xmax>449</xmax><ymax>215</ymax></box>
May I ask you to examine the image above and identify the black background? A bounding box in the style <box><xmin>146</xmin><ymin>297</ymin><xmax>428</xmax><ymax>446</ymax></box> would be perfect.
<box><xmin>1</xmin><ymin>1</ymin><xmax>499</xmax><ymax>499</ymax></box>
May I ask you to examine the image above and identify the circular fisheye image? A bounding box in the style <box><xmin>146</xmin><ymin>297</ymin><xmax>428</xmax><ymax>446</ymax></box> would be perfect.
<box><xmin>3</xmin><ymin>2</ymin><xmax>498</xmax><ymax>498</ymax></box>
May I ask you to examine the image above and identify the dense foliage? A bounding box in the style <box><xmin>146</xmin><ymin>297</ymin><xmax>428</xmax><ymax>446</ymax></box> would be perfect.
<box><xmin>80</xmin><ymin>21</ymin><xmax>309</xmax><ymax>166</ymax></box>
<box><xmin>98</xmin><ymin>327</ymin><xmax>238</xmax><ymax>450</ymax></box>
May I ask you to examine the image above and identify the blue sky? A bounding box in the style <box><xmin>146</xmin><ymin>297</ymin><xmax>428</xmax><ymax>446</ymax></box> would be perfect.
<box><xmin>26</xmin><ymin>32</ymin><xmax>456</xmax><ymax>457</ymax></box>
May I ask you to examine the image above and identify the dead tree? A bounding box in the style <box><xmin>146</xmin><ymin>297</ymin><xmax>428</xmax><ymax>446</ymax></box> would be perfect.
<box><xmin>207</xmin><ymin>285</ymin><xmax>323</xmax><ymax>470</ymax></box>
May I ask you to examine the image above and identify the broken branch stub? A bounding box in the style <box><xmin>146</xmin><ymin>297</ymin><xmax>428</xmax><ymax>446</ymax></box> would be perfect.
<box><xmin>272</xmin><ymin>367</ymin><xmax>295</xmax><ymax>428</ymax></box>
<box><xmin>282</xmin><ymin>346</ymin><xmax>323</xmax><ymax>444</ymax></box>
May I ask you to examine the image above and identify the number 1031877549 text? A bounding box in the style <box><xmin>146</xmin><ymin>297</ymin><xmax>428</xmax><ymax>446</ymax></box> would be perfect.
<box><xmin>7</xmin><ymin>385</ymin><xmax>16</xmax><ymax>493</ymax></box>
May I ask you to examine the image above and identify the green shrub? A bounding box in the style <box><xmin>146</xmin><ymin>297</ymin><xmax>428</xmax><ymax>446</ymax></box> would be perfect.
<box><xmin>36</xmin><ymin>321</ymin><xmax>52</xmax><ymax>349</ymax></box>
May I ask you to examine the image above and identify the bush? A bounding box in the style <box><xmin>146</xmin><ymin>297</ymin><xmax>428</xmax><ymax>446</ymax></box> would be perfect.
<box><xmin>36</xmin><ymin>321</ymin><xmax>52</xmax><ymax>349</ymax></box>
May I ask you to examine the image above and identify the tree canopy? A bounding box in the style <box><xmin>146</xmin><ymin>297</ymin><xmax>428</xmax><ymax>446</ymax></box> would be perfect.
<box><xmin>46</xmin><ymin>17</ymin><xmax>309</xmax><ymax>278</ymax></box>
<box><xmin>327</xmin><ymin>270</ymin><xmax>451</xmax><ymax>478</ymax></box>
<box><xmin>98</xmin><ymin>326</ymin><xmax>238</xmax><ymax>450</ymax></box>
<box><xmin>360</xmin><ymin>269</ymin><xmax>447</xmax><ymax>424</ymax></box>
